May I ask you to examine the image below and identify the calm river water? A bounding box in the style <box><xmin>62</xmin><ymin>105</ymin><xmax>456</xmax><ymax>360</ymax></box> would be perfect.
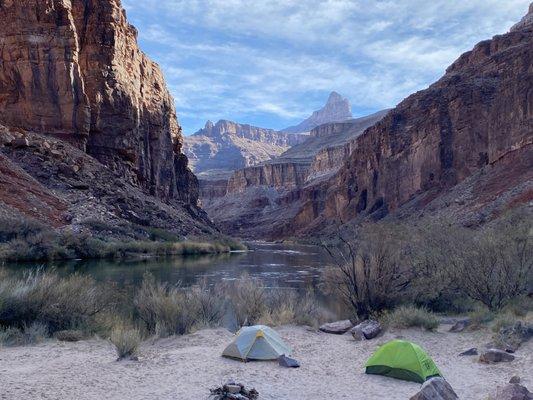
<box><xmin>6</xmin><ymin>242</ymin><xmax>332</xmax><ymax>292</ymax></box>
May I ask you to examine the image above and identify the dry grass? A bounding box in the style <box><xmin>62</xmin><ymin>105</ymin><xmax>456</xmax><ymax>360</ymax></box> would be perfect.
<box><xmin>381</xmin><ymin>305</ymin><xmax>439</xmax><ymax>331</ymax></box>
<box><xmin>0</xmin><ymin>269</ymin><xmax>112</xmax><ymax>334</ymax></box>
<box><xmin>110</xmin><ymin>325</ymin><xmax>142</xmax><ymax>360</ymax></box>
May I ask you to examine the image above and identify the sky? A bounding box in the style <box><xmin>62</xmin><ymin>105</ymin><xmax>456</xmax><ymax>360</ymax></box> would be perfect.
<box><xmin>122</xmin><ymin>0</ymin><xmax>530</xmax><ymax>135</ymax></box>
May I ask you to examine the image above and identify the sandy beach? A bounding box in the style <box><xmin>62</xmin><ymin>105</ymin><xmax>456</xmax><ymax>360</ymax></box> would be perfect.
<box><xmin>0</xmin><ymin>324</ymin><xmax>530</xmax><ymax>400</ymax></box>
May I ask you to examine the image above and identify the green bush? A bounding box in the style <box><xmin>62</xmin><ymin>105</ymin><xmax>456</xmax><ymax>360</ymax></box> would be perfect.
<box><xmin>382</xmin><ymin>305</ymin><xmax>439</xmax><ymax>331</ymax></box>
<box><xmin>0</xmin><ymin>216</ymin><xmax>46</xmax><ymax>242</ymax></box>
<box><xmin>110</xmin><ymin>325</ymin><xmax>142</xmax><ymax>360</ymax></box>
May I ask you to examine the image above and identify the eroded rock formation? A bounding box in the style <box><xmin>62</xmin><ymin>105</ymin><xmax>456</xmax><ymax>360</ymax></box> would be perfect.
<box><xmin>203</xmin><ymin>111</ymin><xmax>387</xmax><ymax>236</ymax></box>
<box><xmin>0</xmin><ymin>0</ymin><xmax>196</xmax><ymax>204</ymax></box>
<box><xmin>185</xmin><ymin>119</ymin><xmax>306</xmax><ymax>181</ymax></box>
<box><xmin>205</xmin><ymin>6</ymin><xmax>533</xmax><ymax>238</ymax></box>
<box><xmin>288</xmin><ymin>6</ymin><xmax>533</xmax><ymax>236</ymax></box>
<box><xmin>283</xmin><ymin>91</ymin><xmax>353</xmax><ymax>134</ymax></box>
<box><xmin>0</xmin><ymin>0</ymin><xmax>213</xmax><ymax>236</ymax></box>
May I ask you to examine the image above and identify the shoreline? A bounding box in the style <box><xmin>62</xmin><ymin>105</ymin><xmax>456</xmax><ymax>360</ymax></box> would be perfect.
<box><xmin>1</xmin><ymin>325</ymin><xmax>529</xmax><ymax>400</ymax></box>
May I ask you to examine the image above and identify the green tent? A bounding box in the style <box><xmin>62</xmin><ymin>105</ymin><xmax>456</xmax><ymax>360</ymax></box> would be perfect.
<box><xmin>222</xmin><ymin>325</ymin><xmax>291</xmax><ymax>361</ymax></box>
<box><xmin>365</xmin><ymin>339</ymin><xmax>442</xmax><ymax>383</ymax></box>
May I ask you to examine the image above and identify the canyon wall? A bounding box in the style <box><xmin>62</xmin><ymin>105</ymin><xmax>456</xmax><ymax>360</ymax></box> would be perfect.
<box><xmin>0</xmin><ymin>0</ymin><xmax>214</xmax><ymax>236</ymax></box>
<box><xmin>205</xmin><ymin>6</ymin><xmax>533</xmax><ymax>238</ymax></box>
<box><xmin>288</xmin><ymin>10</ymin><xmax>533</xmax><ymax>234</ymax></box>
<box><xmin>0</xmin><ymin>0</ymin><xmax>197</xmax><ymax>204</ymax></box>
<box><xmin>185</xmin><ymin>119</ymin><xmax>307</xmax><ymax>181</ymax></box>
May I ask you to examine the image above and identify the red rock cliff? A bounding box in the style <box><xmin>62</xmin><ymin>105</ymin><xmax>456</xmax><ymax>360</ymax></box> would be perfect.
<box><xmin>0</xmin><ymin>0</ymin><xmax>197</xmax><ymax>204</ymax></box>
<box><xmin>290</xmin><ymin>9</ymin><xmax>533</xmax><ymax>232</ymax></box>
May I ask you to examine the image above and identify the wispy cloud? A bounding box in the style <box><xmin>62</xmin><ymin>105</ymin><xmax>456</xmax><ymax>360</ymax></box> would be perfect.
<box><xmin>122</xmin><ymin>0</ymin><xmax>530</xmax><ymax>133</ymax></box>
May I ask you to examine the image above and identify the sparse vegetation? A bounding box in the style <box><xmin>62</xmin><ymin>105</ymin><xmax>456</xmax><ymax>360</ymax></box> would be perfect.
<box><xmin>110</xmin><ymin>325</ymin><xmax>142</xmax><ymax>360</ymax></box>
<box><xmin>0</xmin><ymin>215</ymin><xmax>245</xmax><ymax>262</ymax></box>
<box><xmin>0</xmin><ymin>269</ymin><xmax>112</xmax><ymax>335</ymax></box>
<box><xmin>134</xmin><ymin>274</ymin><xmax>198</xmax><ymax>337</ymax></box>
<box><xmin>320</xmin><ymin>223</ymin><xmax>414</xmax><ymax>320</ymax></box>
<box><xmin>321</xmin><ymin>208</ymin><xmax>532</xmax><ymax>319</ymax></box>
<box><xmin>381</xmin><ymin>305</ymin><xmax>439</xmax><ymax>331</ymax></box>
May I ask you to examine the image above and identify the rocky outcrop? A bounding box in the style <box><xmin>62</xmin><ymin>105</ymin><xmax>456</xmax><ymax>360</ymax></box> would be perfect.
<box><xmin>203</xmin><ymin>111</ymin><xmax>388</xmax><ymax>236</ymax></box>
<box><xmin>184</xmin><ymin>120</ymin><xmax>306</xmax><ymax>181</ymax></box>
<box><xmin>0</xmin><ymin>125</ymin><xmax>214</xmax><ymax>237</ymax></box>
<box><xmin>279</xmin><ymin>5</ymin><xmax>533</xmax><ymax>237</ymax></box>
<box><xmin>0</xmin><ymin>0</ymin><xmax>197</xmax><ymax>204</ymax></box>
<box><xmin>283</xmin><ymin>91</ymin><xmax>353</xmax><ymax>133</ymax></box>
<box><xmin>205</xmin><ymin>6</ymin><xmax>532</xmax><ymax>239</ymax></box>
<box><xmin>227</xmin><ymin>162</ymin><xmax>309</xmax><ymax>193</ymax></box>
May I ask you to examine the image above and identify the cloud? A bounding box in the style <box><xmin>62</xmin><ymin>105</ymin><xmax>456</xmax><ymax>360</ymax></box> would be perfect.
<box><xmin>122</xmin><ymin>0</ymin><xmax>531</xmax><ymax>133</ymax></box>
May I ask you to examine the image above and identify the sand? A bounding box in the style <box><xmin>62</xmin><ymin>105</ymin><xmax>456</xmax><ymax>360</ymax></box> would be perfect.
<box><xmin>0</xmin><ymin>325</ymin><xmax>530</xmax><ymax>400</ymax></box>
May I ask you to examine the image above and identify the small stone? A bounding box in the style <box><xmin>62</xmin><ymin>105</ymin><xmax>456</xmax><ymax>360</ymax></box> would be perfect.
<box><xmin>459</xmin><ymin>347</ymin><xmax>478</xmax><ymax>356</ymax></box>
<box><xmin>479</xmin><ymin>349</ymin><xmax>515</xmax><ymax>363</ymax></box>
<box><xmin>225</xmin><ymin>385</ymin><xmax>241</xmax><ymax>394</ymax></box>
<box><xmin>489</xmin><ymin>383</ymin><xmax>533</xmax><ymax>400</ymax></box>
<box><xmin>449</xmin><ymin>318</ymin><xmax>471</xmax><ymax>332</ymax></box>
<box><xmin>410</xmin><ymin>377</ymin><xmax>459</xmax><ymax>400</ymax></box>
<box><xmin>319</xmin><ymin>320</ymin><xmax>353</xmax><ymax>334</ymax></box>
<box><xmin>278</xmin><ymin>355</ymin><xmax>300</xmax><ymax>368</ymax></box>
<box><xmin>350</xmin><ymin>319</ymin><xmax>382</xmax><ymax>340</ymax></box>
<box><xmin>12</xmin><ymin>137</ymin><xmax>30</xmax><ymax>148</ymax></box>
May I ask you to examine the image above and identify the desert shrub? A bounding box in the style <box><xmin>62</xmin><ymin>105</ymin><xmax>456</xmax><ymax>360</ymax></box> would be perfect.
<box><xmin>490</xmin><ymin>313</ymin><xmax>532</xmax><ymax>351</ymax></box>
<box><xmin>0</xmin><ymin>216</ymin><xmax>46</xmax><ymax>242</ymax></box>
<box><xmin>0</xmin><ymin>322</ymin><xmax>48</xmax><ymax>347</ymax></box>
<box><xmin>259</xmin><ymin>288</ymin><xmax>326</xmax><ymax>327</ymax></box>
<box><xmin>54</xmin><ymin>329</ymin><xmax>85</xmax><ymax>342</ymax></box>
<box><xmin>110</xmin><ymin>325</ymin><xmax>142</xmax><ymax>360</ymax></box>
<box><xmin>502</xmin><ymin>296</ymin><xmax>533</xmax><ymax>317</ymax></box>
<box><xmin>467</xmin><ymin>306</ymin><xmax>496</xmax><ymax>328</ymax></box>
<box><xmin>434</xmin><ymin>210</ymin><xmax>533</xmax><ymax>311</ymax></box>
<box><xmin>223</xmin><ymin>274</ymin><xmax>267</xmax><ymax>327</ymax></box>
<box><xmin>321</xmin><ymin>223</ymin><xmax>414</xmax><ymax>320</ymax></box>
<box><xmin>134</xmin><ymin>273</ymin><xmax>198</xmax><ymax>337</ymax></box>
<box><xmin>0</xmin><ymin>326</ymin><xmax>25</xmax><ymax>346</ymax></box>
<box><xmin>382</xmin><ymin>305</ymin><xmax>439</xmax><ymax>331</ymax></box>
<box><xmin>0</xmin><ymin>269</ymin><xmax>112</xmax><ymax>334</ymax></box>
<box><xmin>187</xmin><ymin>279</ymin><xmax>225</xmax><ymax>328</ymax></box>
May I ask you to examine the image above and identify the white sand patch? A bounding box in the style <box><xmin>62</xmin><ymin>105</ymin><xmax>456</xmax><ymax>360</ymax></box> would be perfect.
<box><xmin>0</xmin><ymin>326</ymin><xmax>530</xmax><ymax>399</ymax></box>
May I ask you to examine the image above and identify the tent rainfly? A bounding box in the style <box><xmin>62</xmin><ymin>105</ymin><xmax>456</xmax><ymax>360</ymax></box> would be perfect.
<box><xmin>365</xmin><ymin>339</ymin><xmax>442</xmax><ymax>383</ymax></box>
<box><xmin>222</xmin><ymin>325</ymin><xmax>291</xmax><ymax>361</ymax></box>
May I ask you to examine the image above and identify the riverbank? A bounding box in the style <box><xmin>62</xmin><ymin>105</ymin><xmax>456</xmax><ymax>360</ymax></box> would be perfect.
<box><xmin>0</xmin><ymin>216</ymin><xmax>246</xmax><ymax>262</ymax></box>
<box><xmin>1</xmin><ymin>325</ymin><xmax>530</xmax><ymax>400</ymax></box>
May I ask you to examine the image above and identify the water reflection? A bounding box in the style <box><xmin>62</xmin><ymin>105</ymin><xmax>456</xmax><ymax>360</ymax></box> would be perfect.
<box><xmin>6</xmin><ymin>242</ymin><xmax>329</xmax><ymax>291</ymax></box>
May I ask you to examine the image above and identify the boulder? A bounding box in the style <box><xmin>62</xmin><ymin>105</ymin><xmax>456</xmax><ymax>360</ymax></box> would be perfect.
<box><xmin>12</xmin><ymin>137</ymin><xmax>30</xmax><ymax>148</ymax></box>
<box><xmin>410</xmin><ymin>377</ymin><xmax>458</xmax><ymax>400</ymax></box>
<box><xmin>449</xmin><ymin>318</ymin><xmax>470</xmax><ymax>332</ymax></box>
<box><xmin>350</xmin><ymin>319</ymin><xmax>382</xmax><ymax>340</ymax></box>
<box><xmin>319</xmin><ymin>320</ymin><xmax>353</xmax><ymax>334</ymax></box>
<box><xmin>489</xmin><ymin>383</ymin><xmax>533</xmax><ymax>400</ymax></box>
<box><xmin>459</xmin><ymin>347</ymin><xmax>478</xmax><ymax>356</ymax></box>
<box><xmin>479</xmin><ymin>349</ymin><xmax>515</xmax><ymax>363</ymax></box>
<box><xmin>510</xmin><ymin>376</ymin><xmax>521</xmax><ymax>384</ymax></box>
<box><xmin>278</xmin><ymin>355</ymin><xmax>300</xmax><ymax>368</ymax></box>
<box><xmin>494</xmin><ymin>321</ymin><xmax>533</xmax><ymax>352</ymax></box>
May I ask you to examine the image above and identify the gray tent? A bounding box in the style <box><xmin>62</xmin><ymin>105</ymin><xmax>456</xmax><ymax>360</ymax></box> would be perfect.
<box><xmin>222</xmin><ymin>325</ymin><xmax>292</xmax><ymax>361</ymax></box>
